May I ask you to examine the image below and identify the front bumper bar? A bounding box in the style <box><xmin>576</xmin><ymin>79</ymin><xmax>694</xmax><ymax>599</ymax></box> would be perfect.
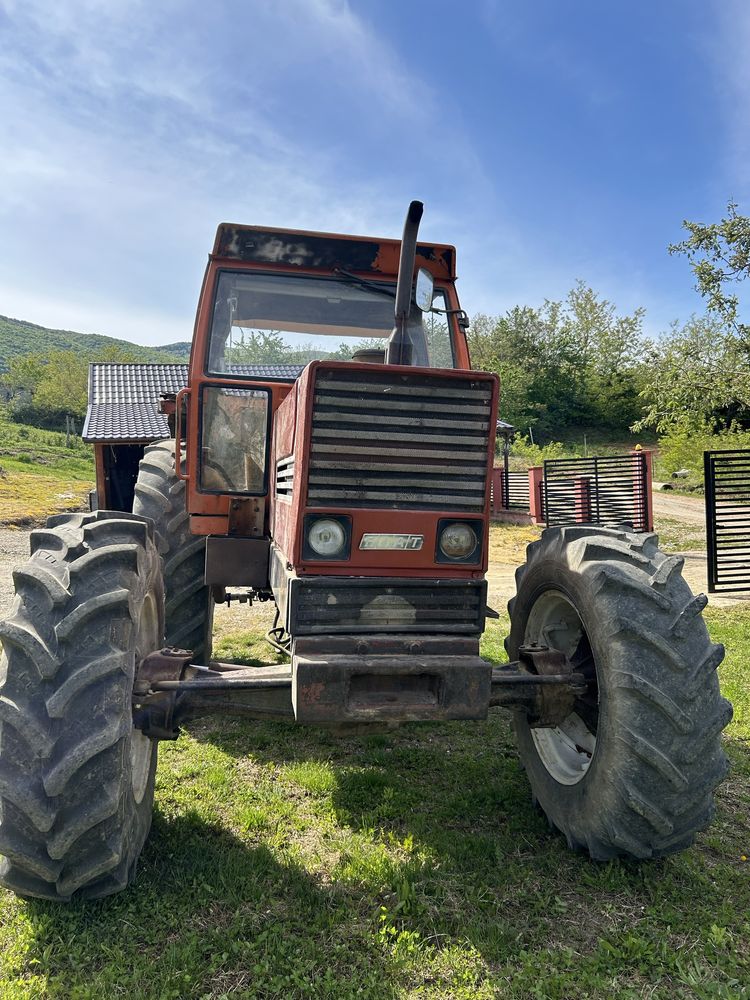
<box><xmin>291</xmin><ymin>634</ymin><xmax>488</xmax><ymax>723</ymax></box>
<box><xmin>133</xmin><ymin>638</ymin><xmax>585</xmax><ymax>737</ymax></box>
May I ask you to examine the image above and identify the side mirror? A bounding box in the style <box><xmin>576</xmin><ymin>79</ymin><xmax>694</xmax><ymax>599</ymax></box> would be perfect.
<box><xmin>415</xmin><ymin>268</ymin><xmax>434</xmax><ymax>312</ymax></box>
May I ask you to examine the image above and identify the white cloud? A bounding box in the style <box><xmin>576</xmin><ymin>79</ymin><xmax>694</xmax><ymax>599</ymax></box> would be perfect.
<box><xmin>0</xmin><ymin>0</ymin><xmax>505</xmax><ymax>343</ymax></box>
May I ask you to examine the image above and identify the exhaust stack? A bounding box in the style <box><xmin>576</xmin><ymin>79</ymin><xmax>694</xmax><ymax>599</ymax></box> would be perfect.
<box><xmin>385</xmin><ymin>200</ymin><xmax>424</xmax><ymax>366</ymax></box>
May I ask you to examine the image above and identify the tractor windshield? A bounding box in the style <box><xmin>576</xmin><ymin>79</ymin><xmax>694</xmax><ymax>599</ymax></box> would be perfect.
<box><xmin>206</xmin><ymin>270</ymin><xmax>454</xmax><ymax>373</ymax></box>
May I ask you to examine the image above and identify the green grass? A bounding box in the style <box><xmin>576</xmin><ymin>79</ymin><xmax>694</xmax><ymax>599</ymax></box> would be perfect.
<box><xmin>652</xmin><ymin>516</ymin><xmax>707</xmax><ymax>553</ymax></box>
<box><xmin>0</xmin><ymin>607</ymin><xmax>747</xmax><ymax>999</ymax></box>
<box><xmin>0</xmin><ymin>417</ymin><xmax>94</xmax><ymax>524</ymax></box>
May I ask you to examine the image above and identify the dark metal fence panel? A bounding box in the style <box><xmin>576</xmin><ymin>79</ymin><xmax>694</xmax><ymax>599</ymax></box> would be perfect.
<box><xmin>505</xmin><ymin>472</ymin><xmax>530</xmax><ymax>509</ymax></box>
<box><xmin>543</xmin><ymin>454</ymin><xmax>649</xmax><ymax>530</ymax></box>
<box><xmin>490</xmin><ymin>469</ymin><xmax>531</xmax><ymax>512</ymax></box>
<box><xmin>705</xmin><ymin>449</ymin><xmax>750</xmax><ymax>593</ymax></box>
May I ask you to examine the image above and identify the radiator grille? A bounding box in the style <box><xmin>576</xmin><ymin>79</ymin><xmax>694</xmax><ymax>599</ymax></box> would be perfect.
<box><xmin>276</xmin><ymin>456</ymin><xmax>294</xmax><ymax>500</ymax></box>
<box><xmin>308</xmin><ymin>368</ymin><xmax>493</xmax><ymax>510</ymax></box>
<box><xmin>291</xmin><ymin>578</ymin><xmax>486</xmax><ymax>634</ymax></box>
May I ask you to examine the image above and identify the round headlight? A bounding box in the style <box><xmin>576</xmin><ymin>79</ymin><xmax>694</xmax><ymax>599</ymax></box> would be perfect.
<box><xmin>308</xmin><ymin>518</ymin><xmax>346</xmax><ymax>557</ymax></box>
<box><xmin>439</xmin><ymin>522</ymin><xmax>477</xmax><ymax>560</ymax></box>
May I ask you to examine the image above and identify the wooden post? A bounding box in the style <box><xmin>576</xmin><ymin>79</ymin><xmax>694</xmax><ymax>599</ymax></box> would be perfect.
<box><xmin>94</xmin><ymin>444</ymin><xmax>108</xmax><ymax>509</ymax></box>
<box><xmin>631</xmin><ymin>449</ymin><xmax>654</xmax><ymax>532</ymax></box>
<box><xmin>528</xmin><ymin>466</ymin><xmax>545</xmax><ymax>524</ymax></box>
<box><xmin>490</xmin><ymin>467</ymin><xmax>503</xmax><ymax>514</ymax></box>
<box><xmin>573</xmin><ymin>476</ymin><xmax>592</xmax><ymax>523</ymax></box>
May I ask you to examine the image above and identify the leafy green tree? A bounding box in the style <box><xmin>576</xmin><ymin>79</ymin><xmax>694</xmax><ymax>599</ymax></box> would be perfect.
<box><xmin>1</xmin><ymin>353</ymin><xmax>47</xmax><ymax>397</ymax></box>
<box><xmin>636</xmin><ymin>202</ymin><xmax>750</xmax><ymax>432</ymax></box>
<box><xmin>669</xmin><ymin>201</ymin><xmax>750</xmax><ymax>339</ymax></box>
<box><xmin>564</xmin><ymin>282</ymin><xmax>648</xmax><ymax>430</ymax></box>
<box><xmin>32</xmin><ymin>351</ymin><xmax>90</xmax><ymax>417</ymax></box>
<box><xmin>468</xmin><ymin>284</ymin><xmax>648</xmax><ymax>435</ymax></box>
<box><xmin>229</xmin><ymin>330</ymin><xmax>292</xmax><ymax>363</ymax></box>
<box><xmin>3</xmin><ymin>345</ymin><xmax>142</xmax><ymax>427</ymax></box>
<box><xmin>635</xmin><ymin>315</ymin><xmax>750</xmax><ymax>432</ymax></box>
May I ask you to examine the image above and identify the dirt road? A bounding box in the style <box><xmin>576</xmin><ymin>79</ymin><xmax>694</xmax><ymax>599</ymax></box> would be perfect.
<box><xmin>652</xmin><ymin>489</ymin><xmax>706</xmax><ymax>526</ymax></box>
<box><xmin>0</xmin><ymin>529</ymin><xmax>36</xmax><ymax>618</ymax></box>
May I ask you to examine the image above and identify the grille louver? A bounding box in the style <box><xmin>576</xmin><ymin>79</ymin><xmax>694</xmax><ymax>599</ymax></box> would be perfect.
<box><xmin>276</xmin><ymin>456</ymin><xmax>294</xmax><ymax>500</ymax></box>
<box><xmin>291</xmin><ymin>578</ymin><xmax>486</xmax><ymax>633</ymax></box>
<box><xmin>308</xmin><ymin>368</ymin><xmax>492</xmax><ymax>510</ymax></box>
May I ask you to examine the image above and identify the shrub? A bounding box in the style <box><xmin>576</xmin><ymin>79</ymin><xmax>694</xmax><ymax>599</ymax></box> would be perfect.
<box><xmin>507</xmin><ymin>434</ymin><xmax>577</xmax><ymax>470</ymax></box>
<box><xmin>656</xmin><ymin>421</ymin><xmax>750</xmax><ymax>480</ymax></box>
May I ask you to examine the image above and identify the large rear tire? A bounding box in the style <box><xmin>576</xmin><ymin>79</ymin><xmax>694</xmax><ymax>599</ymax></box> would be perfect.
<box><xmin>506</xmin><ymin>525</ymin><xmax>732</xmax><ymax>859</ymax></box>
<box><xmin>0</xmin><ymin>511</ymin><xmax>163</xmax><ymax>900</ymax></box>
<box><xmin>132</xmin><ymin>440</ymin><xmax>214</xmax><ymax>662</ymax></box>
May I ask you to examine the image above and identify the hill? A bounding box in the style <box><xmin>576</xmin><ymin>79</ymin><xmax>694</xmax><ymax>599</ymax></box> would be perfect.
<box><xmin>0</xmin><ymin>314</ymin><xmax>192</xmax><ymax>368</ymax></box>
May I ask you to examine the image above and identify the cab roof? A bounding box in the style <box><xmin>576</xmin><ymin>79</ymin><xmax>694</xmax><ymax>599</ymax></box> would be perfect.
<box><xmin>212</xmin><ymin>223</ymin><xmax>456</xmax><ymax>281</ymax></box>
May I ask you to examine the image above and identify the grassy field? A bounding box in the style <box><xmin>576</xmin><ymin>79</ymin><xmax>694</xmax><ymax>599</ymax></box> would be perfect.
<box><xmin>0</xmin><ymin>426</ymin><xmax>746</xmax><ymax>997</ymax></box>
<box><xmin>0</xmin><ymin>610</ymin><xmax>747</xmax><ymax>997</ymax></box>
<box><xmin>0</xmin><ymin>417</ymin><xmax>94</xmax><ymax>525</ymax></box>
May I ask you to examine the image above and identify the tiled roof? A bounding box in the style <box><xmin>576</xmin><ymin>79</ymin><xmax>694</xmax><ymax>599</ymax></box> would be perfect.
<box><xmin>88</xmin><ymin>363</ymin><xmax>189</xmax><ymax>406</ymax></box>
<box><xmin>83</xmin><ymin>364</ymin><xmax>187</xmax><ymax>442</ymax></box>
<box><xmin>227</xmin><ymin>363</ymin><xmax>305</xmax><ymax>379</ymax></box>
<box><xmin>83</xmin><ymin>362</ymin><xmax>304</xmax><ymax>442</ymax></box>
<box><xmin>83</xmin><ymin>402</ymin><xmax>175</xmax><ymax>441</ymax></box>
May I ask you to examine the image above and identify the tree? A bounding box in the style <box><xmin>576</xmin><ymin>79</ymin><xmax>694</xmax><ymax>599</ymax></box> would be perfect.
<box><xmin>669</xmin><ymin>201</ymin><xmax>750</xmax><ymax>340</ymax></box>
<box><xmin>2</xmin><ymin>345</ymin><xmax>141</xmax><ymax>428</ymax></box>
<box><xmin>468</xmin><ymin>284</ymin><xmax>648</xmax><ymax>435</ymax></box>
<box><xmin>229</xmin><ymin>330</ymin><xmax>293</xmax><ymax>363</ymax></box>
<box><xmin>32</xmin><ymin>351</ymin><xmax>90</xmax><ymax>417</ymax></box>
<box><xmin>1</xmin><ymin>353</ymin><xmax>47</xmax><ymax>397</ymax></box>
<box><xmin>635</xmin><ymin>315</ymin><xmax>750</xmax><ymax>432</ymax></box>
<box><xmin>564</xmin><ymin>282</ymin><xmax>648</xmax><ymax>431</ymax></box>
<box><xmin>636</xmin><ymin>202</ymin><xmax>750</xmax><ymax>432</ymax></box>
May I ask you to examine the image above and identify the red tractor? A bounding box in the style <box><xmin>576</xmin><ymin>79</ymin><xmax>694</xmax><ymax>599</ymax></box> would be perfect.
<box><xmin>0</xmin><ymin>203</ymin><xmax>731</xmax><ymax>900</ymax></box>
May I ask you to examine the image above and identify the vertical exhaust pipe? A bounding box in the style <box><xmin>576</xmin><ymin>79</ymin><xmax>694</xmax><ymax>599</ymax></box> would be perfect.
<box><xmin>386</xmin><ymin>200</ymin><xmax>423</xmax><ymax>366</ymax></box>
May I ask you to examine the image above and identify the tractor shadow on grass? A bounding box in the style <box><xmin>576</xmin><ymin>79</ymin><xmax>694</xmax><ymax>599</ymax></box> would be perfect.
<box><xmin>17</xmin><ymin>810</ymin><xmax>401</xmax><ymax>999</ymax></box>
<box><xmin>191</xmin><ymin>712</ymin><xmax>750</xmax><ymax>967</ymax></box>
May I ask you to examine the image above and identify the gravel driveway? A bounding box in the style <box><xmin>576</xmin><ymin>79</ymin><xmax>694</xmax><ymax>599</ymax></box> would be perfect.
<box><xmin>652</xmin><ymin>489</ymin><xmax>707</xmax><ymax>525</ymax></box>
<box><xmin>0</xmin><ymin>529</ymin><xmax>35</xmax><ymax>618</ymax></box>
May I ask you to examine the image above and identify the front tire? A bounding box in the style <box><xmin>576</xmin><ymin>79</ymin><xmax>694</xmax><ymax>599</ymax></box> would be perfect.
<box><xmin>506</xmin><ymin>525</ymin><xmax>732</xmax><ymax>859</ymax></box>
<box><xmin>0</xmin><ymin>511</ymin><xmax>163</xmax><ymax>900</ymax></box>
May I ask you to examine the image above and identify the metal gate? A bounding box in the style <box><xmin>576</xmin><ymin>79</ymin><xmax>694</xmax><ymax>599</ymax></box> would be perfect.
<box><xmin>705</xmin><ymin>449</ymin><xmax>750</xmax><ymax>593</ymax></box>
<box><xmin>543</xmin><ymin>453</ymin><xmax>650</xmax><ymax>530</ymax></box>
<box><xmin>490</xmin><ymin>469</ymin><xmax>531</xmax><ymax>514</ymax></box>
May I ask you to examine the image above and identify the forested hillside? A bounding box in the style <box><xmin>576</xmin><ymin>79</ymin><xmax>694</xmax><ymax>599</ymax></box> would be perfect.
<box><xmin>0</xmin><ymin>314</ymin><xmax>191</xmax><ymax>367</ymax></box>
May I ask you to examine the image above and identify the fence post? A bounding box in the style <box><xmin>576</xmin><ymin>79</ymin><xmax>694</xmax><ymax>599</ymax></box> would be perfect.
<box><xmin>573</xmin><ymin>476</ymin><xmax>592</xmax><ymax>523</ymax></box>
<box><xmin>631</xmin><ymin>449</ymin><xmax>654</xmax><ymax>531</ymax></box>
<box><xmin>490</xmin><ymin>467</ymin><xmax>503</xmax><ymax>515</ymax></box>
<box><xmin>528</xmin><ymin>466</ymin><xmax>545</xmax><ymax>524</ymax></box>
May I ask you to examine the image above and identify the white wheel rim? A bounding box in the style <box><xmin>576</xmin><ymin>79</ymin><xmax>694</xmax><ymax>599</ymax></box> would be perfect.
<box><xmin>132</xmin><ymin>590</ymin><xmax>158</xmax><ymax>803</ymax></box>
<box><xmin>524</xmin><ymin>590</ymin><xmax>597</xmax><ymax>786</ymax></box>
<box><xmin>130</xmin><ymin>730</ymin><xmax>152</xmax><ymax>804</ymax></box>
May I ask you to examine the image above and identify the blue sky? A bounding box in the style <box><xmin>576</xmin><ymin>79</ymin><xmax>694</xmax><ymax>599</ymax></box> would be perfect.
<box><xmin>0</xmin><ymin>0</ymin><xmax>746</xmax><ymax>346</ymax></box>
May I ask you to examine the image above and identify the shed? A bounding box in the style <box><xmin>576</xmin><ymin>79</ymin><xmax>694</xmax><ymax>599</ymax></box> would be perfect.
<box><xmin>83</xmin><ymin>362</ymin><xmax>303</xmax><ymax>511</ymax></box>
<box><xmin>82</xmin><ymin>363</ymin><xmax>187</xmax><ymax>511</ymax></box>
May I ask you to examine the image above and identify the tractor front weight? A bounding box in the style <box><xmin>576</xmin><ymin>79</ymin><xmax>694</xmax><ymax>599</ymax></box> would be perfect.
<box><xmin>131</xmin><ymin>640</ymin><xmax>587</xmax><ymax>739</ymax></box>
